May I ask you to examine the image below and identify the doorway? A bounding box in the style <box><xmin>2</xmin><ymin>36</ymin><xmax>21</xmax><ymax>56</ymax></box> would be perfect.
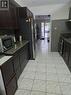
<box><xmin>41</xmin><ymin>22</ymin><xmax>45</xmax><ymax>39</ymax></box>
<box><xmin>41</xmin><ymin>22</ymin><xmax>51</xmax><ymax>40</ymax></box>
<box><xmin>35</xmin><ymin>15</ymin><xmax>51</xmax><ymax>52</ymax></box>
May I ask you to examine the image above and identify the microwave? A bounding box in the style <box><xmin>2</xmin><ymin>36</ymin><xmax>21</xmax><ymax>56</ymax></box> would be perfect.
<box><xmin>0</xmin><ymin>35</ymin><xmax>14</xmax><ymax>53</ymax></box>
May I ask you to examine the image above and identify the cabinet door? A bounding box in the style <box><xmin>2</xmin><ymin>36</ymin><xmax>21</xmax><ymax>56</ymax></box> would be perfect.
<box><xmin>10</xmin><ymin>7</ymin><xmax>18</xmax><ymax>28</ymax></box>
<box><xmin>20</xmin><ymin>50</ymin><xmax>26</xmax><ymax>72</ymax></box>
<box><xmin>13</xmin><ymin>54</ymin><xmax>21</xmax><ymax>80</ymax></box>
<box><xmin>25</xmin><ymin>45</ymin><xmax>29</xmax><ymax>62</ymax></box>
<box><xmin>58</xmin><ymin>37</ymin><xmax>64</xmax><ymax>55</ymax></box>
<box><xmin>63</xmin><ymin>42</ymin><xmax>70</xmax><ymax>65</ymax></box>
<box><xmin>0</xmin><ymin>8</ymin><xmax>18</xmax><ymax>29</ymax></box>
<box><xmin>68</xmin><ymin>48</ymin><xmax>71</xmax><ymax>71</ymax></box>
<box><xmin>6</xmin><ymin>75</ymin><xmax>17</xmax><ymax>95</ymax></box>
<box><xmin>17</xmin><ymin>7</ymin><xmax>26</xmax><ymax>18</ymax></box>
<box><xmin>20</xmin><ymin>45</ymin><xmax>29</xmax><ymax>73</ymax></box>
<box><xmin>13</xmin><ymin>55</ymin><xmax>20</xmax><ymax>71</ymax></box>
<box><xmin>15</xmin><ymin>66</ymin><xmax>21</xmax><ymax>80</ymax></box>
<box><xmin>1</xmin><ymin>58</ymin><xmax>14</xmax><ymax>86</ymax></box>
<box><xmin>0</xmin><ymin>10</ymin><xmax>12</xmax><ymax>28</ymax></box>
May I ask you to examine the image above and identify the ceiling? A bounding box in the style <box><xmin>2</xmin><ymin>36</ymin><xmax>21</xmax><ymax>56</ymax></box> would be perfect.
<box><xmin>22</xmin><ymin>0</ymin><xmax>70</xmax><ymax>7</ymax></box>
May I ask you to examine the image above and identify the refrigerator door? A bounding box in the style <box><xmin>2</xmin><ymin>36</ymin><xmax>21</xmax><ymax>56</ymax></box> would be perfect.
<box><xmin>31</xmin><ymin>18</ymin><xmax>36</xmax><ymax>59</ymax></box>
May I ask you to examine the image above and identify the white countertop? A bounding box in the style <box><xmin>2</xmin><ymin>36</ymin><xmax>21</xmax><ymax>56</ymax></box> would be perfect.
<box><xmin>0</xmin><ymin>56</ymin><xmax>12</xmax><ymax>66</ymax></box>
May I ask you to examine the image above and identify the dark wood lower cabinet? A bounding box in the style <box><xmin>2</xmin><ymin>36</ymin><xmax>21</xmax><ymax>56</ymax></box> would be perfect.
<box><xmin>20</xmin><ymin>44</ymin><xmax>29</xmax><ymax>73</ymax></box>
<box><xmin>0</xmin><ymin>57</ymin><xmax>18</xmax><ymax>95</ymax></box>
<box><xmin>13</xmin><ymin>43</ymin><xmax>29</xmax><ymax>79</ymax></box>
<box><xmin>62</xmin><ymin>42</ymin><xmax>70</xmax><ymax>66</ymax></box>
<box><xmin>1</xmin><ymin>58</ymin><xmax>15</xmax><ymax>86</ymax></box>
<box><xmin>58</xmin><ymin>35</ymin><xmax>71</xmax><ymax>72</ymax></box>
<box><xmin>68</xmin><ymin>48</ymin><xmax>71</xmax><ymax>71</ymax></box>
<box><xmin>6</xmin><ymin>74</ymin><xmax>17</xmax><ymax>95</ymax></box>
<box><xmin>15</xmin><ymin>66</ymin><xmax>21</xmax><ymax>80</ymax></box>
<box><xmin>0</xmin><ymin>42</ymin><xmax>29</xmax><ymax>95</ymax></box>
<box><xmin>13</xmin><ymin>54</ymin><xmax>21</xmax><ymax>80</ymax></box>
<box><xmin>58</xmin><ymin>37</ymin><xmax>64</xmax><ymax>56</ymax></box>
<box><xmin>13</xmin><ymin>54</ymin><xmax>20</xmax><ymax>72</ymax></box>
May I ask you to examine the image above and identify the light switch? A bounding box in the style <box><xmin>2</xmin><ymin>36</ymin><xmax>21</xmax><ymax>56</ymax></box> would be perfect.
<box><xmin>54</xmin><ymin>27</ymin><xmax>57</xmax><ymax>30</ymax></box>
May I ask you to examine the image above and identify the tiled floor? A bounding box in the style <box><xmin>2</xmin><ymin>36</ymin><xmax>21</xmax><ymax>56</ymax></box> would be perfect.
<box><xmin>15</xmin><ymin>39</ymin><xmax>71</xmax><ymax>95</ymax></box>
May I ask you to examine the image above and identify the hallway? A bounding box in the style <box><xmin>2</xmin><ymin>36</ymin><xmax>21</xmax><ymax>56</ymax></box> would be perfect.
<box><xmin>15</xmin><ymin>40</ymin><xmax>71</xmax><ymax>95</ymax></box>
<box><xmin>36</xmin><ymin>39</ymin><xmax>51</xmax><ymax>55</ymax></box>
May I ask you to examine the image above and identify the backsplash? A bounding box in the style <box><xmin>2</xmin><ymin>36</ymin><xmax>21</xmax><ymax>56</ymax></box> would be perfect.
<box><xmin>0</xmin><ymin>29</ymin><xmax>15</xmax><ymax>36</ymax></box>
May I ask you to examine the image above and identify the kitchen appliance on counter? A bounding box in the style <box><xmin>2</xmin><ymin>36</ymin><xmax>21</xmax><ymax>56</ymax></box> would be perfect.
<box><xmin>0</xmin><ymin>35</ymin><xmax>14</xmax><ymax>53</ymax></box>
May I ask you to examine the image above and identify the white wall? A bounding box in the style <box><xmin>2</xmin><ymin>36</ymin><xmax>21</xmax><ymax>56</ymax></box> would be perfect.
<box><xmin>52</xmin><ymin>4</ymin><xmax>69</xmax><ymax>20</ymax></box>
<box><xmin>15</xmin><ymin>0</ymin><xmax>71</xmax><ymax>20</ymax></box>
<box><xmin>29</xmin><ymin>3</ymin><xmax>70</xmax><ymax>20</ymax></box>
<box><xmin>15</xmin><ymin>0</ymin><xmax>24</xmax><ymax>6</ymax></box>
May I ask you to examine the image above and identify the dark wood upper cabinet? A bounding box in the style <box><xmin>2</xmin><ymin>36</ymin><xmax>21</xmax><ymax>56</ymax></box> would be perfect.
<box><xmin>0</xmin><ymin>8</ymin><xmax>18</xmax><ymax>29</ymax></box>
<box><xmin>0</xmin><ymin>10</ymin><xmax>11</xmax><ymax>28</ymax></box>
<box><xmin>0</xmin><ymin>0</ymin><xmax>19</xmax><ymax>29</ymax></box>
<box><xmin>16</xmin><ymin>7</ymin><xmax>33</xmax><ymax>19</ymax></box>
<box><xmin>10</xmin><ymin>7</ymin><xmax>18</xmax><ymax>28</ymax></box>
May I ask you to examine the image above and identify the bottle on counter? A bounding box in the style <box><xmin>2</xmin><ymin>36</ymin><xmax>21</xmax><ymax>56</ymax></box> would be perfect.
<box><xmin>13</xmin><ymin>36</ymin><xmax>16</xmax><ymax>43</ymax></box>
<box><xmin>19</xmin><ymin>35</ymin><xmax>22</xmax><ymax>42</ymax></box>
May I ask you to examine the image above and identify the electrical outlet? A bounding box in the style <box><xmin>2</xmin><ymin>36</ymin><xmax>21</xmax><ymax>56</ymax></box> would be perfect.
<box><xmin>54</xmin><ymin>27</ymin><xmax>57</xmax><ymax>30</ymax></box>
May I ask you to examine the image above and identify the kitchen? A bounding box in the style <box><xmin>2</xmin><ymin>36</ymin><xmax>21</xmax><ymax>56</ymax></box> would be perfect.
<box><xmin>0</xmin><ymin>0</ymin><xmax>71</xmax><ymax>95</ymax></box>
<box><xmin>0</xmin><ymin>0</ymin><xmax>36</xmax><ymax>95</ymax></box>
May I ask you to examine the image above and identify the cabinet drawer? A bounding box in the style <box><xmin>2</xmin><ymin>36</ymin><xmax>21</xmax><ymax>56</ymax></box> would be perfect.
<box><xmin>6</xmin><ymin>75</ymin><xmax>17</xmax><ymax>95</ymax></box>
<box><xmin>1</xmin><ymin>58</ymin><xmax>14</xmax><ymax>86</ymax></box>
